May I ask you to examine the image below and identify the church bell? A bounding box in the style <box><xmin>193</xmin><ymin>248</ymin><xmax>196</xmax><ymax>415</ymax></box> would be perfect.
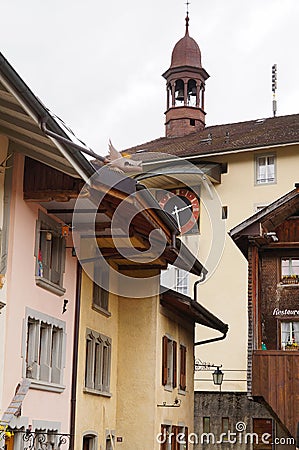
<box><xmin>176</xmin><ymin>89</ymin><xmax>184</xmax><ymax>101</ymax></box>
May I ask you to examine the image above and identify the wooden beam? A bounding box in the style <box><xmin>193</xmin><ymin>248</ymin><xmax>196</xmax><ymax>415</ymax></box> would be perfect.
<box><xmin>265</xmin><ymin>242</ymin><xmax>299</xmax><ymax>248</ymax></box>
<box><xmin>118</xmin><ymin>264</ymin><xmax>167</xmax><ymax>271</ymax></box>
<box><xmin>0</xmin><ymin>123</ymin><xmax>61</xmax><ymax>155</ymax></box>
<box><xmin>0</xmin><ymin>96</ymin><xmax>27</xmax><ymax>115</ymax></box>
<box><xmin>24</xmin><ymin>190</ymin><xmax>80</xmax><ymax>202</ymax></box>
<box><xmin>0</xmin><ymin>110</ymin><xmax>44</xmax><ymax>136</ymax></box>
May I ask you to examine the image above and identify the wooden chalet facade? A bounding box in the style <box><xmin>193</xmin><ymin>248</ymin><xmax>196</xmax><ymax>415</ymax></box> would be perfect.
<box><xmin>230</xmin><ymin>187</ymin><xmax>299</xmax><ymax>441</ymax></box>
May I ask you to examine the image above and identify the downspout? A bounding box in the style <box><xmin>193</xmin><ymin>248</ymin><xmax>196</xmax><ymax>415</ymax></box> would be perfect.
<box><xmin>193</xmin><ymin>279</ymin><xmax>228</xmax><ymax>346</ymax></box>
<box><xmin>70</xmin><ymin>262</ymin><xmax>82</xmax><ymax>450</ymax></box>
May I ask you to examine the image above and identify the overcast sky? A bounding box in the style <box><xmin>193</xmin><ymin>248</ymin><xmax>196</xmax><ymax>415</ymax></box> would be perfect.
<box><xmin>1</xmin><ymin>0</ymin><xmax>299</xmax><ymax>156</ymax></box>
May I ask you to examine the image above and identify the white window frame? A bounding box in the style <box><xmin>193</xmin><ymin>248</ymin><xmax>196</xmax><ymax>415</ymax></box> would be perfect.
<box><xmin>35</xmin><ymin>211</ymin><xmax>66</xmax><ymax>296</ymax></box>
<box><xmin>175</xmin><ymin>268</ymin><xmax>189</xmax><ymax>296</ymax></box>
<box><xmin>22</xmin><ymin>308</ymin><xmax>66</xmax><ymax>392</ymax></box>
<box><xmin>281</xmin><ymin>257</ymin><xmax>299</xmax><ymax>277</ymax></box>
<box><xmin>162</xmin><ymin>335</ymin><xmax>177</xmax><ymax>391</ymax></box>
<box><xmin>255</xmin><ymin>154</ymin><xmax>276</xmax><ymax>185</ymax></box>
<box><xmin>281</xmin><ymin>321</ymin><xmax>299</xmax><ymax>348</ymax></box>
<box><xmin>85</xmin><ymin>329</ymin><xmax>112</xmax><ymax>396</ymax></box>
<box><xmin>92</xmin><ymin>265</ymin><xmax>110</xmax><ymax>315</ymax></box>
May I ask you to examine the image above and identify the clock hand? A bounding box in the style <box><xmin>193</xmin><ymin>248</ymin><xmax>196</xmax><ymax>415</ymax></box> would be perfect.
<box><xmin>174</xmin><ymin>203</ymin><xmax>193</xmax><ymax>214</ymax></box>
<box><xmin>173</xmin><ymin>205</ymin><xmax>182</xmax><ymax>232</ymax></box>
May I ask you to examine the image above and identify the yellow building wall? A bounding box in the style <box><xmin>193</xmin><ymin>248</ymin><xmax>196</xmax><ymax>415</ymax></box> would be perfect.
<box><xmin>116</xmin><ymin>272</ymin><xmax>195</xmax><ymax>449</ymax></box>
<box><xmin>191</xmin><ymin>143</ymin><xmax>299</xmax><ymax>391</ymax></box>
<box><xmin>155</xmin><ymin>308</ymin><xmax>195</xmax><ymax>441</ymax></box>
<box><xmin>76</xmin><ymin>265</ymin><xmax>196</xmax><ymax>450</ymax></box>
<box><xmin>75</xmin><ymin>268</ymin><xmax>119</xmax><ymax>450</ymax></box>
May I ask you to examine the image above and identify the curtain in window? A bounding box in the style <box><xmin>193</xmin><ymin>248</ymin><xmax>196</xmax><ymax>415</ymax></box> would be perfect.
<box><xmin>293</xmin><ymin>322</ymin><xmax>299</xmax><ymax>344</ymax></box>
<box><xmin>281</xmin><ymin>322</ymin><xmax>291</xmax><ymax>345</ymax></box>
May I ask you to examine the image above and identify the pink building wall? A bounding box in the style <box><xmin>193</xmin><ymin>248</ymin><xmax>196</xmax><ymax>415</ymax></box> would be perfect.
<box><xmin>2</xmin><ymin>152</ymin><xmax>76</xmax><ymax>433</ymax></box>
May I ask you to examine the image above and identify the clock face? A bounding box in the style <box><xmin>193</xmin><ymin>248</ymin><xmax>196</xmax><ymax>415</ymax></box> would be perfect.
<box><xmin>159</xmin><ymin>188</ymin><xmax>200</xmax><ymax>234</ymax></box>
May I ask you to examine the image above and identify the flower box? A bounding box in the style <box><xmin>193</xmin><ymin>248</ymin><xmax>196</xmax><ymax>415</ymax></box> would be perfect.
<box><xmin>281</xmin><ymin>276</ymin><xmax>299</xmax><ymax>285</ymax></box>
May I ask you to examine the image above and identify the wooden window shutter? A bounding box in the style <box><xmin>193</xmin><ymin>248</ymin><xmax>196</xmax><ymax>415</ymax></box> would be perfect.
<box><xmin>173</xmin><ymin>341</ymin><xmax>177</xmax><ymax>388</ymax></box>
<box><xmin>180</xmin><ymin>345</ymin><xmax>186</xmax><ymax>390</ymax></box>
<box><xmin>160</xmin><ymin>425</ymin><xmax>167</xmax><ymax>450</ymax></box>
<box><xmin>162</xmin><ymin>336</ymin><xmax>168</xmax><ymax>386</ymax></box>
<box><xmin>171</xmin><ymin>426</ymin><xmax>178</xmax><ymax>450</ymax></box>
<box><xmin>185</xmin><ymin>427</ymin><xmax>188</xmax><ymax>450</ymax></box>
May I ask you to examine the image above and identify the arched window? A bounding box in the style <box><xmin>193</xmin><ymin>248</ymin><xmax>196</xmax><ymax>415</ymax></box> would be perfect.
<box><xmin>174</xmin><ymin>79</ymin><xmax>184</xmax><ymax>106</ymax></box>
<box><xmin>82</xmin><ymin>433</ymin><xmax>97</xmax><ymax>450</ymax></box>
<box><xmin>187</xmin><ymin>79</ymin><xmax>197</xmax><ymax>106</ymax></box>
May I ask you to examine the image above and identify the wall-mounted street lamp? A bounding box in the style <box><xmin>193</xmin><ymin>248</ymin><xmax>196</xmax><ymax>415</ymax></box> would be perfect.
<box><xmin>212</xmin><ymin>366</ymin><xmax>224</xmax><ymax>387</ymax></box>
<box><xmin>194</xmin><ymin>359</ymin><xmax>224</xmax><ymax>391</ymax></box>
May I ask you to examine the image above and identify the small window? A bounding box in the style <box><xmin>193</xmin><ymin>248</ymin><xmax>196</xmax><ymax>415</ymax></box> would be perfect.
<box><xmin>281</xmin><ymin>321</ymin><xmax>299</xmax><ymax>349</ymax></box>
<box><xmin>93</xmin><ymin>264</ymin><xmax>109</xmax><ymax>313</ymax></box>
<box><xmin>179</xmin><ymin>345</ymin><xmax>187</xmax><ymax>391</ymax></box>
<box><xmin>25</xmin><ymin>312</ymin><xmax>65</xmax><ymax>385</ymax></box>
<box><xmin>203</xmin><ymin>417</ymin><xmax>210</xmax><ymax>434</ymax></box>
<box><xmin>222</xmin><ymin>418</ymin><xmax>230</xmax><ymax>441</ymax></box>
<box><xmin>83</xmin><ymin>434</ymin><xmax>97</xmax><ymax>450</ymax></box>
<box><xmin>222</xmin><ymin>206</ymin><xmax>228</xmax><ymax>219</ymax></box>
<box><xmin>175</xmin><ymin>269</ymin><xmax>189</xmax><ymax>296</ymax></box>
<box><xmin>177</xmin><ymin>426</ymin><xmax>188</xmax><ymax>450</ymax></box>
<box><xmin>35</xmin><ymin>211</ymin><xmax>66</xmax><ymax>294</ymax></box>
<box><xmin>85</xmin><ymin>329</ymin><xmax>111</xmax><ymax>394</ymax></box>
<box><xmin>255</xmin><ymin>154</ymin><xmax>276</xmax><ymax>184</ymax></box>
<box><xmin>282</xmin><ymin>257</ymin><xmax>299</xmax><ymax>275</ymax></box>
<box><xmin>190</xmin><ymin>119</ymin><xmax>196</xmax><ymax>126</ymax></box>
<box><xmin>160</xmin><ymin>424</ymin><xmax>172</xmax><ymax>450</ymax></box>
<box><xmin>105</xmin><ymin>433</ymin><xmax>115</xmax><ymax>450</ymax></box>
<box><xmin>162</xmin><ymin>336</ymin><xmax>177</xmax><ymax>389</ymax></box>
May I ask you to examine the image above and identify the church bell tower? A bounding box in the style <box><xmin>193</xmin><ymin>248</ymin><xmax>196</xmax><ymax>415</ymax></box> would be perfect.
<box><xmin>162</xmin><ymin>13</ymin><xmax>209</xmax><ymax>138</ymax></box>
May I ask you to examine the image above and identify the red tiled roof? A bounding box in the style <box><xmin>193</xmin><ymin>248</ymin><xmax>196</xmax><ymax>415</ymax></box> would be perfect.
<box><xmin>124</xmin><ymin>114</ymin><xmax>299</xmax><ymax>159</ymax></box>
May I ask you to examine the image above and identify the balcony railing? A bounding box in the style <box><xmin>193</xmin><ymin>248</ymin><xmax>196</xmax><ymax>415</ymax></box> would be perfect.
<box><xmin>0</xmin><ymin>430</ymin><xmax>71</xmax><ymax>450</ymax></box>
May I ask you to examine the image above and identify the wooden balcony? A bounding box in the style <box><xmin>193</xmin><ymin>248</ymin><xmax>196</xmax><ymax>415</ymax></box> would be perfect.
<box><xmin>252</xmin><ymin>350</ymin><xmax>299</xmax><ymax>439</ymax></box>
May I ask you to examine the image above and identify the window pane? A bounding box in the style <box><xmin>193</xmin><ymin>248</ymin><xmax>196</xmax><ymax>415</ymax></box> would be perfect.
<box><xmin>256</xmin><ymin>155</ymin><xmax>275</xmax><ymax>183</ymax></box>
<box><xmin>222</xmin><ymin>418</ymin><xmax>229</xmax><ymax>441</ymax></box>
<box><xmin>281</xmin><ymin>321</ymin><xmax>299</xmax><ymax>347</ymax></box>
<box><xmin>281</xmin><ymin>258</ymin><xmax>290</xmax><ymax>276</ymax></box>
<box><xmin>176</xmin><ymin>269</ymin><xmax>189</xmax><ymax>295</ymax></box>
<box><xmin>258</xmin><ymin>157</ymin><xmax>266</xmax><ymax>167</ymax></box>
<box><xmin>292</xmin><ymin>258</ymin><xmax>299</xmax><ymax>275</ymax></box>
<box><xmin>85</xmin><ymin>339</ymin><xmax>93</xmax><ymax>388</ymax></box>
<box><xmin>281</xmin><ymin>258</ymin><xmax>299</xmax><ymax>276</ymax></box>
<box><xmin>203</xmin><ymin>417</ymin><xmax>210</xmax><ymax>433</ymax></box>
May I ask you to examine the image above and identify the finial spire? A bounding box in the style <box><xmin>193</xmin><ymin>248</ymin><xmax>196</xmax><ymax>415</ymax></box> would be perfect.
<box><xmin>185</xmin><ymin>1</ymin><xmax>190</xmax><ymax>34</ymax></box>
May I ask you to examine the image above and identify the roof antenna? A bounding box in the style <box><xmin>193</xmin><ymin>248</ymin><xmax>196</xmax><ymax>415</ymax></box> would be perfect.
<box><xmin>272</xmin><ymin>64</ymin><xmax>277</xmax><ymax>117</ymax></box>
<box><xmin>185</xmin><ymin>1</ymin><xmax>190</xmax><ymax>34</ymax></box>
